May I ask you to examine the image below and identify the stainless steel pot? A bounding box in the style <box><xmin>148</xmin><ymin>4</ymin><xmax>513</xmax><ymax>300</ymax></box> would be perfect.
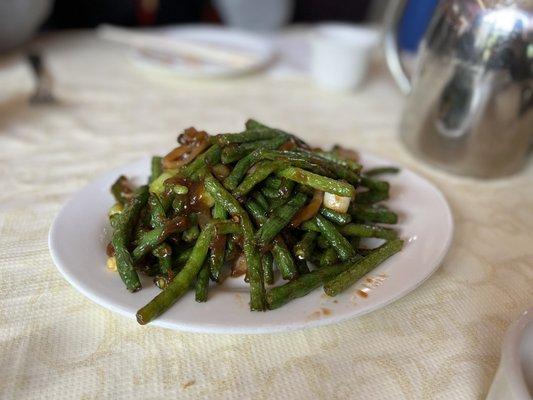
<box><xmin>385</xmin><ymin>0</ymin><xmax>532</xmax><ymax>178</ymax></box>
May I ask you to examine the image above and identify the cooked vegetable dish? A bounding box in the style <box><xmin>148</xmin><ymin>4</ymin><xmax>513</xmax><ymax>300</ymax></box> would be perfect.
<box><xmin>106</xmin><ymin>119</ymin><xmax>403</xmax><ymax>325</ymax></box>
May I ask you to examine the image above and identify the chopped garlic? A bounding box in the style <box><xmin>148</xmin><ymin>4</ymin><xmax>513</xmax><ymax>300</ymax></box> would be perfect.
<box><xmin>106</xmin><ymin>256</ymin><xmax>117</xmax><ymax>271</ymax></box>
<box><xmin>323</xmin><ymin>192</ymin><xmax>351</xmax><ymax>213</ymax></box>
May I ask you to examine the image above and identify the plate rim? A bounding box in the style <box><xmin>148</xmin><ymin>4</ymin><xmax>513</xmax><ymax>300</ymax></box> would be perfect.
<box><xmin>49</xmin><ymin>152</ymin><xmax>454</xmax><ymax>334</ymax></box>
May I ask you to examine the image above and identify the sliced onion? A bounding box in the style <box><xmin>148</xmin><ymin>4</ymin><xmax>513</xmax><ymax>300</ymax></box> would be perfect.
<box><xmin>178</xmin><ymin>127</ymin><xmax>209</xmax><ymax>145</ymax></box>
<box><xmin>291</xmin><ymin>190</ymin><xmax>324</xmax><ymax>227</ymax></box>
<box><xmin>162</xmin><ymin>139</ymin><xmax>209</xmax><ymax>169</ymax></box>
<box><xmin>323</xmin><ymin>192</ymin><xmax>351</xmax><ymax>213</ymax></box>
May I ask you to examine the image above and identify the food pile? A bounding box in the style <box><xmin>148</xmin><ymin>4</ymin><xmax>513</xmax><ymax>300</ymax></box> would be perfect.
<box><xmin>106</xmin><ymin>119</ymin><xmax>402</xmax><ymax>325</ymax></box>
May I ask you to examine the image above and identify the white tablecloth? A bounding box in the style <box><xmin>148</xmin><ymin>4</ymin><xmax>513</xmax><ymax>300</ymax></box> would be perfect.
<box><xmin>0</xmin><ymin>31</ymin><xmax>531</xmax><ymax>400</ymax></box>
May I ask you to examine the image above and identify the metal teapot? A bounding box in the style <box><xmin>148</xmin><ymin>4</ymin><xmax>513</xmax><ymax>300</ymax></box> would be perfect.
<box><xmin>385</xmin><ymin>0</ymin><xmax>532</xmax><ymax>178</ymax></box>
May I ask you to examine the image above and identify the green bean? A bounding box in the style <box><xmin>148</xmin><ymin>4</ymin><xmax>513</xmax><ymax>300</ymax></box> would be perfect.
<box><xmin>137</xmin><ymin>222</ymin><xmax>217</xmax><ymax>324</ymax></box>
<box><xmin>264</xmin><ymin>151</ymin><xmax>335</xmax><ymax>177</ymax></box>
<box><xmin>132</xmin><ymin>215</ymin><xmax>188</xmax><ymax>262</ymax></box>
<box><xmin>278</xmin><ymin>178</ymin><xmax>295</xmax><ymax>198</ymax></box>
<box><xmin>264</xmin><ymin>176</ymin><xmax>282</xmax><ymax>189</ymax></box>
<box><xmin>244</xmin><ymin>119</ymin><xmax>311</xmax><ymax>149</ymax></box>
<box><xmin>244</xmin><ymin>200</ymin><xmax>268</xmax><ymax>226</ymax></box>
<box><xmin>271</xmin><ymin>239</ymin><xmax>298</xmax><ymax>280</ymax></box>
<box><xmin>221</xmin><ymin>137</ymin><xmax>287</xmax><ymax>164</ymax></box>
<box><xmin>319</xmin><ymin>207</ymin><xmax>352</xmax><ymax>225</ymax></box>
<box><xmin>263</xmin><ymin>177</ymin><xmax>293</xmax><ymax>199</ymax></box>
<box><xmin>300</xmin><ymin>219</ymin><xmax>320</xmax><ymax>232</ymax></box>
<box><xmin>350</xmin><ymin>204</ymin><xmax>398</xmax><ymax>224</ymax></box>
<box><xmin>278</xmin><ymin>167</ymin><xmax>356</xmax><ymax>198</ymax></box>
<box><xmin>263</xmin><ymin>252</ymin><xmax>274</xmax><ymax>285</ymax></box>
<box><xmin>212</xmin><ymin>201</ymin><xmax>228</xmax><ymax>219</ymax></box>
<box><xmin>324</xmin><ymin>239</ymin><xmax>403</xmax><ymax>296</ymax></box>
<box><xmin>319</xmin><ymin>247</ymin><xmax>339</xmax><ymax>267</ymax></box>
<box><xmin>245</xmin><ymin>200</ymin><xmax>298</xmax><ymax>280</ymax></box>
<box><xmin>314</xmin><ymin>215</ymin><xmax>355</xmax><ymax>261</ymax></box>
<box><xmin>256</xmin><ymin>193</ymin><xmax>308</xmax><ymax>248</ymax></box>
<box><xmin>159</xmin><ymin>187</ymin><xmax>175</xmax><ymax>212</ymax></box>
<box><xmin>339</xmin><ymin>224</ymin><xmax>398</xmax><ymax>240</ymax></box>
<box><xmin>108</xmin><ymin>203</ymin><xmax>123</xmax><ymax>227</ymax></box>
<box><xmin>354</xmin><ymin>190</ymin><xmax>389</xmax><ymax>205</ymax></box>
<box><xmin>233</xmin><ymin>160</ymin><xmax>288</xmax><ymax>198</ymax></box>
<box><xmin>204</xmin><ymin>174</ymin><xmax>266</xmax><ymax>310</ymax></box>
<box><xmin>291</xmin><ymin>149</ymin><xmax>361</xmax><ymax>184</ymax></box>
<box><xmin>261</xmin><ymin>185</ymin><xmax>282</xmax><ymax>199</ymax></box>
<box><xmin>201</xmin><ymin>144</ymin><xmax>222</xmax><ymax>167</ymax></box>
<box><xmin>224</xmin><ymin>148</ymin><xmax>330</xmax><ymax>190</ymax></box>
<box><xmin>223</xmin><ymin>149</ymin><xmax>263</xmax><ymax>191</ymax></box>
<box><xmin>208</xmin><ymin>233</ymin><xmax>227</xmax><ymax>282</ymax></box>
<box><xmin>364</xmin><ymin>166</ymin><xmax>400</xmax><ymax>177</ymax></box>
<box><xmin>293</xmin><ymin>231</ymin><xmax>317</xmax><ymax>260</ymax></box>
<box><xmin>266</xmin><ymin>256</ymin><xmax>361</xmax><ymax>309</ymax></box>
<box><xmin>182</xmin><ymin>214</ymin><xmax>199</xmax><ymax>243</ymax></box>
<box><xmin>222</xmin><ymin>233</ymin><xmax>237</xmax><ymax>262</ymax></box>
<box><xmin>148</xmin><ymin>194</ymin><xmax>166</xmax><ymax>228</ymax></box>
<box><xmin>315</xmin><ymin>150</ymin><xmax>362</xmax><ymax>174</ymax></box>
<box><xmin>251</xmin><ymin>191</ymin><xmax>269</xmax><ymax>211</ymax></box>
<box><xmin>267</xmin><ymin>196</ymin><xmax>291</xmax><ymax>211</ymax></box>
<box><xmin>149</xmin><ymin>170</ymin><xmax>176</xmax><ymax>196</ymax></box>
<box><xmin>216</xmin><ymin>129</ymin><xmax>287</xmax><ymax>146</ymax></box>
<box><xmin>149</xmin><ymin>156</ymin><xmax>163</xmax><ymax>184</ymax></box>
<box><xmin>195</xmin><ymin>262</ymin><xmax>210</xmax><ymax>302</ymax></box>
<box><xmin>361</xmin><ymin>176</ymin><xmax>389</xmax><ymax>193</ymax></box>
<box><xmin>211</xmin><ymin>163</ymin><xmax>231</xmax><ymax>180</ymax></box>
<box><xmin>172</xmin><ymin>185</ymin><xmax>189</xmax><ymax>195</ymax></box>
<box><xmin>112</xmin><ymin>185</ymin><xmax>149</xmax><ymax>291</ymax></box>
<box><xmin>153</xmin><ymin>243</ymin><xmax>172</xmax><ymax>277</ymax></box>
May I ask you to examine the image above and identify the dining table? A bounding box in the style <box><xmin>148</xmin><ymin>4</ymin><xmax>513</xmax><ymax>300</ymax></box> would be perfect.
<box><xmin>0</xmin><ymin>29</ymin><xmax>531</xmax><ymax>400</ymax></box>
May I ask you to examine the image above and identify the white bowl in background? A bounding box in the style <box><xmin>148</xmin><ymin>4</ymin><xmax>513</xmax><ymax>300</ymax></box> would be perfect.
<box><xmin>487</xmin><ymin>308</ymin><xmax>533</xmax><ymax>400</ymax></box>
<box><xmin>0</xmin><ymin>0</ymin><xmax>51</xmax><ymax>53</ymax></box>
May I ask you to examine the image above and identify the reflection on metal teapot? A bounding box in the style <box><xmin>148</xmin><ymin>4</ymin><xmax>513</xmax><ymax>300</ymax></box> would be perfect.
<box><xmin>385</xmin><ymin>0</ymin><xmax>532</xmax><ymax>178</ymax></box>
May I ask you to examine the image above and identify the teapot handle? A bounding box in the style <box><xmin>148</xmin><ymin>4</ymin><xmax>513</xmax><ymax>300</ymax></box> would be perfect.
<box><xmin>383</xmin><ymin>0</ymin><xmax>412</xmax><ymax>94</ymax></box>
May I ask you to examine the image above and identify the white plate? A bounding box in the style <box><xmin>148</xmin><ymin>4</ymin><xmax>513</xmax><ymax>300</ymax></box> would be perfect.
<box><xmin>49</xmin><ymin>153</ymin><xmax>453</xmax><ymax>334</ymax></box>
<box><xmin>133</xmin><ymin>25</ymin><xmax>275</xmax><ymax>78</ymax></box>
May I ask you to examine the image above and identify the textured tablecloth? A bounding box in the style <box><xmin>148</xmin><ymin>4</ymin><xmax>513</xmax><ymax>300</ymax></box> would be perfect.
<box><xmin>0</xmin><ymin>31</ymin><xmax>531</xmax><ymax>400</ymax></box>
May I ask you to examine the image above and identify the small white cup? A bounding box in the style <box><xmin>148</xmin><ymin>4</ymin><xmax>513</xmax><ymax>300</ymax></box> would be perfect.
<box><xmin>310</xmin><ymin>23</ymin><xmax>380</xmax><ymax>91</ymax></box>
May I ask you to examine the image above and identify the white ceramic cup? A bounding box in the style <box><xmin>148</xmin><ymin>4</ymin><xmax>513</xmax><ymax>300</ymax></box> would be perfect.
<box><xmin>310</xmin><ymin>23</ymin><xmax>380</xmax><ymax>91</ymax></box>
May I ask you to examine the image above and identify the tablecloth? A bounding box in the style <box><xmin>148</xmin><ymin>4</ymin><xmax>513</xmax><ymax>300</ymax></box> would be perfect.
<box><xmin>0</xmin><ymin>31</ymin><xmax>531</xmax><ymax>400</ymax></box>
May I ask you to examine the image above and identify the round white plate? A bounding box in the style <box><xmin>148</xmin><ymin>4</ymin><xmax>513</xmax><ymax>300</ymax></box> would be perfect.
<box><xmin>49</xmin><ymin>153</ymin><xmax>453</xmax><ymax>334</ymax></box>
<box><xmin>133</xmin><ymin>24</ymin><xmax>275</xmax><ymax>78</ymax></box>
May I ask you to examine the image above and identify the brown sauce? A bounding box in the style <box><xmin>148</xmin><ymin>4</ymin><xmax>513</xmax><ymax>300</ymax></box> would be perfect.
<box><xmin>106</xmin><ymin>242</ymin><xmax>115</xmax><ymax>257</ymax></box>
